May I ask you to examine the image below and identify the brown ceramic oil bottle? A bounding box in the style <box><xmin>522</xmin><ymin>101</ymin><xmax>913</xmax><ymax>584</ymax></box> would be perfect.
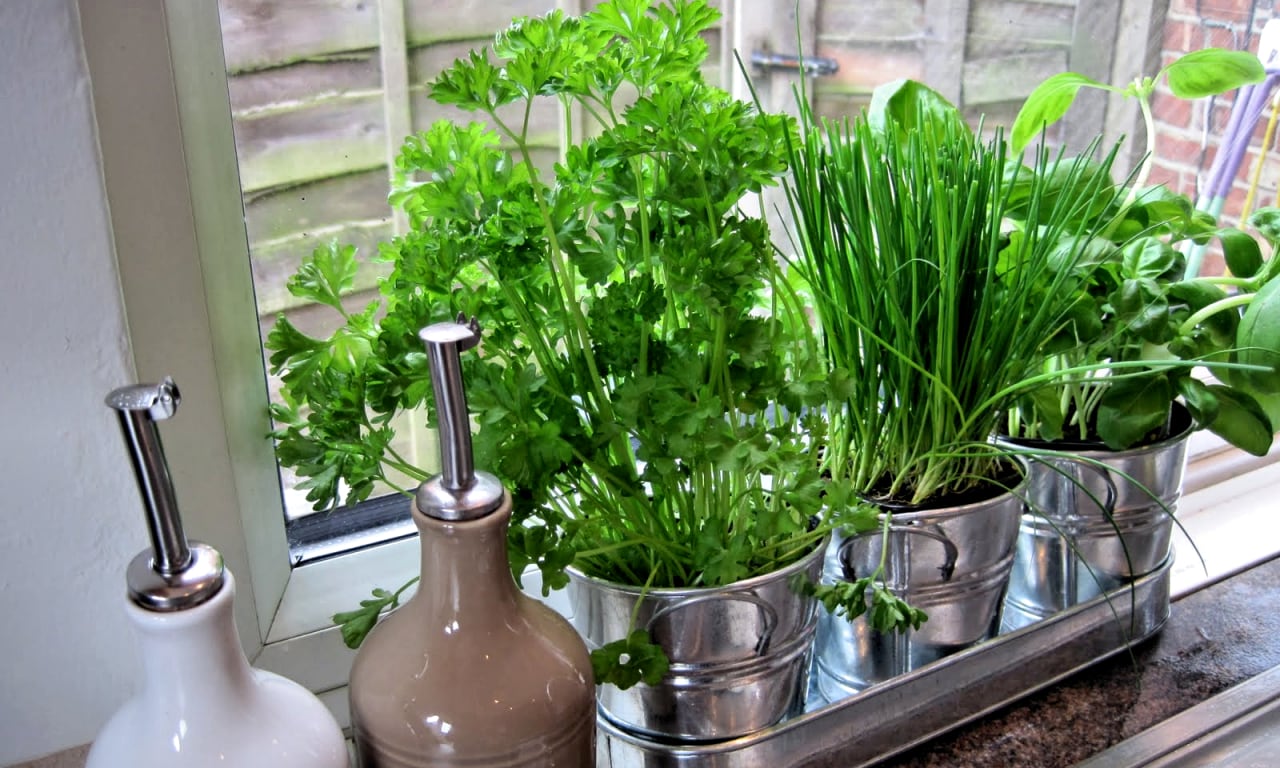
<box><xmin>348</xmin><ymin>318</ymin><xmax>595</xmax><ymax>767</ymax></box>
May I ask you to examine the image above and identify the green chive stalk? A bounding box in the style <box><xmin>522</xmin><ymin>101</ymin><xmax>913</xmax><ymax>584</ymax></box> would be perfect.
<box><xmin>784</xmin><ymin>88</ymin><xmax>1124</xmax><ymax>505</ymax></box>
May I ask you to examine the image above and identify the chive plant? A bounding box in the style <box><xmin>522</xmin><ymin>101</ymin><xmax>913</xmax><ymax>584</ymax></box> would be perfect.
<box><xmin>784</xmin><ymin>84</ymin><xmax>1124</xmax><ymax>506</ymax></box>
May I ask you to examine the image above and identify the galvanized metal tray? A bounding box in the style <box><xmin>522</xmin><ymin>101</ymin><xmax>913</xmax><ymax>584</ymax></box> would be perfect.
<box><xmin>596</xmin><ymin>556</ymin><xmax>1173</xmax><ymax>767</ymax></box>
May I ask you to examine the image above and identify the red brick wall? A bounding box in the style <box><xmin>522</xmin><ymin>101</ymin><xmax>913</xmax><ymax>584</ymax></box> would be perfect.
<box><xmin>1151</xmin><ymin>0</ymin><xmax>1277</xmax><ymax>273</ymax></box>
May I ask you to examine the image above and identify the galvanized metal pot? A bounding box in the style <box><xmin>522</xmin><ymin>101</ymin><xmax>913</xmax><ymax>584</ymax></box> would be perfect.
<box><xmin>816</xmin><ymin>470</ymin><xmax>1025</xmax><ymax>698</ymax></box>
<box><xmin>565</xmin><ymin>539</ymin><xmax>826</xmax><ymax>742</ymax></box>
<box><xmin>999</xmin><ymin>404</ymin><xmax>1192</xmax><ymax>629</ymax></box>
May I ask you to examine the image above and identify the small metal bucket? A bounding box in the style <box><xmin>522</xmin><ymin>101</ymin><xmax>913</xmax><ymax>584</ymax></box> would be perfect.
<box><xmin>1000</xmin><ymin>407</ymin><xmax>1192</xmax><ymax>629</ymax></box>
<box><xmin>565</xmin><ymin>539</ymin><xmax>826</xmax><ymax>742</ymax></box>
<box><xmin>816</xmin><ymin>476</ymin><xmax>1024</xmax><ymax>698</ymax></box>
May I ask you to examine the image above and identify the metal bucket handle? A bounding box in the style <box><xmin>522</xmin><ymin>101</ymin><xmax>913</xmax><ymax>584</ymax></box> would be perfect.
<box><xmin>1051</xmin><ymin>454</ymin><xmax>1119</xmax><ymax>521</ymax></box>
<box><xmin>644</xmin><ymin>591</ymin><xmax>779</xmax><ymax>656</ymax></box>
<box><xmin>838</xmin><ymin>524</ymin><xmax>960</xmax><ymax>583</ymax></box>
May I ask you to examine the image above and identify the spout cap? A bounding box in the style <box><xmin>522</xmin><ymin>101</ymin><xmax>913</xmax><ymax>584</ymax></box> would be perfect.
<box><xmin>107</xmin><ymin>377</ymin><xmax>224</xmax><ymax>611</ymax></box>
<box><xmin>415</xmin><ymin>316</ymin><xmax>504</xmax><ymax>521</ymax></box>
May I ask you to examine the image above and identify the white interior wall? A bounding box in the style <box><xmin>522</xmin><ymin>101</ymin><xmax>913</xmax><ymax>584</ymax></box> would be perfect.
<box><xmin>0</xmin><ymin>0</ymin><xmax>146</xmax><ymax>762</ymax></box>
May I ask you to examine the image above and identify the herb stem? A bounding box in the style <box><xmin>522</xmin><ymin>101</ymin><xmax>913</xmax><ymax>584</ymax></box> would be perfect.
<box><xmin>1177</xmin><ymin>292</ymin><xmax>1255</xmax><ymax>336</ymax></box>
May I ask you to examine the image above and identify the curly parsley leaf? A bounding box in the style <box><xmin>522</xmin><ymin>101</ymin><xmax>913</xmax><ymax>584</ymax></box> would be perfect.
<box><xmin>589</xmin><ymin>630</ymin><xmax>671</xmax><ymax>690</ymax></box>
<box><xmin>332</xmin><ymin>578</ymin><xmax>419</xmax><ymax>649</ymax></box>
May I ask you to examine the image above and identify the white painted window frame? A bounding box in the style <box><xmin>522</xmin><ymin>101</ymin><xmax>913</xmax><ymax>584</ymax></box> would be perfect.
<box><xmin>80</xmin><ymin>0</ymin><xmax>1280</xmax><ymax>729</ymax></box>
<box><xmin>78</xmin><ymin>0</ymin><xmax>417</xmax><ymax>723</ymax></box>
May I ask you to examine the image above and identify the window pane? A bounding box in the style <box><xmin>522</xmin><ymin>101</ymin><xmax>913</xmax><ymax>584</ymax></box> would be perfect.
<box><xmin>217</xmin><ymin>0</ymin><xmax>1280</xmax><ymax>558</ymax></box>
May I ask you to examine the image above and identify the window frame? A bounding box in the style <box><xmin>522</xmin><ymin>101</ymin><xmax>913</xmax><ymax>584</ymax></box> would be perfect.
<box><xmin>78</xmin><ymin>0</ymin><xmax>411</xmax><ymax>708</ymax></box>
<box><xmin>81</xmin><ymin>0</ymin><xmax>1280</xmax><ymax>729</ymax></box>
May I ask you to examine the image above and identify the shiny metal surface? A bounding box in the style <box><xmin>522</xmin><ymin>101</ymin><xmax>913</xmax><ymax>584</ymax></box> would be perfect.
<box><xmin>106</xmin><ymin>378</ymin><xmax>190</xmax><ymax>576</ymax></box>
<box><xmin>416</xmin><ymin>316</ymin><xmax>503</xmax><ymax>521</ymax></box>
<box><xmin>749</xmin><ymin>51</ymin><xmax>839</xmax><ymax>76</ymax></box>
<box><xmin>1002</xmin><ymin>413</ymin><xmax>1191</xmax><ymax>628</ymax></box>
<box><xmin>125</xmin><ymin>542</ymin><xmax>224</xmax><ymax>612</ymax></box>
<box><xmin>106</xmin><ymin>378</ymin><xmax>224</xmax><ymax>611</ymax></box>
<box><xmin>568</xmin><ymin>540</ymin><xmax>826</xmax><ymax>741</ymax></box>
<box><xmin>1074</xmin><ymin>661</ymin><xmax>1280</xmax><ymax>767</ymax></box>
<box><xmin>595</xmin><ymin>556</ymin><xmax>1172</xmax><ymax>767</ymax></box>
<box><xmin>817</xmin><ymin>480</ymin><xmax>1024</xmax><ymax>694</ymax></box>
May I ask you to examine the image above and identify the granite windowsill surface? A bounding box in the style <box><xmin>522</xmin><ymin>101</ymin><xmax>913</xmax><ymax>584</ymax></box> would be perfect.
<box><xmin>860</xmin><ymin>554</ymin><xmax>1280</xmax><ymax>768</ymax></box>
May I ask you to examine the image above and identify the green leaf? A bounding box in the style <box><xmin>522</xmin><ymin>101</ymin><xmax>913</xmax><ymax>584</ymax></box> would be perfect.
<box><xmin>1112</xmin><ymin>278</ymin><xmax>1172</xmax><ymax>344</ymax></box>
<box><xmin>867</xmin><ymin>79</ymin><xmax>968</xmax><ymax>146</ymax></box>
<box><xmin>1235</xmin><ymin>278</ymin><xmax>1280</xmax><ymax>392</ymax></box>
<box><xmin>1163</xmin><ymin>49</ymin><xmax>1264</xmax><ymax>100</ymax></box>
<box><xmin>1097</xmin><ymin>374</ymin><xmax>1174</xmax><ymax>449</ymax></box>
<box><xmin>1018</xmin><ymin>385</ymin><xmax>1067</xmax><ymax>441</ymax></box>
<box><xmin>286</xmin><ymin>242</ymin><xmax>360</xmax><ymax>312</ymax></box>
<box><xmin>1176</xmin><ymin>376</ymin><xmax>1220</xmax><ymax>426</ymax></box>
<box><xmin>1201</xmin><ymin>385</ymin><xmax>1274</xmax><ymax>456</ymax></box>
<box><xmin>1249</xmin><ymin>206</ymin><xmax>1280</xmax><ymax>246</ymax></box>
<box><xmin>331</xmin><ymin>581</ymin><xmax>416</xmax><ymax>649</ymax></box>
<box><xmin>1220</xmin><ymin>227</ymin><xmax>1263</xmax><ymax>278</ymax></box>
<box><xmin>1012</xmin><ymin>72</ymin><xmax>1109</xmax><ymax>154</ymax></box>
<box><xmin>800</xmin><ymin>574</ymin><xmax>927</xmax><ymax>633</ymax></box>
<box><xmin>1120</xmin><ymin>237</ymin><xmax>1179</xmax><ymax>280</ymax></box>
<box><xmin>590</xmin><ymin>629</ymin><xmax>670</xmax><ymax>690</ymax></box>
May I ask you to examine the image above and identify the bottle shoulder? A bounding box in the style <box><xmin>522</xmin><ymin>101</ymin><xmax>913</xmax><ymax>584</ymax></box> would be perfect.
<box><xmin>86</xmin><ymin>680</ymin><xmax>348</xmax><ymax>768</ymax></box>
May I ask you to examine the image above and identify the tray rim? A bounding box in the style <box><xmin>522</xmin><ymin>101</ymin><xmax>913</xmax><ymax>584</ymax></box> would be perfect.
<box><xmin>597</xmin><ymin>555</ymin><xmax>1174</xmax><ymax>766</ymax></box>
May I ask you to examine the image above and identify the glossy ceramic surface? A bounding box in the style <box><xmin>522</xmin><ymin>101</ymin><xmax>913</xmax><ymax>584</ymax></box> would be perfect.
<box><xmin>349</xmin><ymin>492</ymin><xmax>595</xmax><ymax>767</ymax></box>
<box><xmin>85</xmin><ymin>571</ymin><xmax>348</xmax><ymax>768</ymax></box>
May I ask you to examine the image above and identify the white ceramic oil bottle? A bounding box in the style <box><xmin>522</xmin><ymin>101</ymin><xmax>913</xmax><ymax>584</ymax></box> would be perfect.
<box><xmin>86</xmin><ymin>377</ymin><xmax>349</xmax><ymax>768</ymax></box>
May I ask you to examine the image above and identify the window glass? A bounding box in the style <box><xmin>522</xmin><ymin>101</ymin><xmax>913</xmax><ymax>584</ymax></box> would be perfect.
<box><xmin>216</xmin><ymin>0</ymin><xmax>1279</xmax><ymax>559</ymax></box>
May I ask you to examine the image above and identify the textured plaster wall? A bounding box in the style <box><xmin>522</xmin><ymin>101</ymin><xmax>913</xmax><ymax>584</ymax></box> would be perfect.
<box><xmin>0</xmin><ymin>0</ymin><xmax>145</xmax><ymax>763</ymax></box>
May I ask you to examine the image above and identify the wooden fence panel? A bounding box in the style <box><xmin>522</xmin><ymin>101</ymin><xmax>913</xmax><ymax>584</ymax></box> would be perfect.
<box><xmin>220</xmin><ymin>0</ymin><xmax>380</xmax><ymax>72</ymax></box>
<box><xmin>232</xmin><ymin>93</ymin><xmax>386</xmax><ymax>193</ymax></box>
<box><xmin>221</xmin><ymin>0</ymin><xmax>1157</xmax><ymax>324</ymax></box>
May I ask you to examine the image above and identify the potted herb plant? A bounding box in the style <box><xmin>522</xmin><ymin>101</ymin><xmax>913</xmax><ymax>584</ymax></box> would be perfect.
<box><xmin>782</xmin><ymin>79</ymin><xmax>1128</xmax><ymax>695</ymax></box>
<box><xmin>999</xmin><ymin>49</ymin><xmax>1280</xmax><ymax>623</ymax></box>
<box><xmin>266</xmin><ymin>0</ymin><xmax>858</xmax><ymax>741</ymax></box>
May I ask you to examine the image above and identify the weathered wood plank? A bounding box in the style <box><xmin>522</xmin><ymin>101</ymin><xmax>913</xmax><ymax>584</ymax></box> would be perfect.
<box><xmin>1105</xmin><ymin>0</ymin><xmax>1171</xmax><ymax>170</ymax></box>
<box><xmin>408</xmin><ymin>38</ymin><xmax>493</xmax><ymax>87</ymax></box>
<box><xmin>232</xmin><ymin>92</ymin><xmax>387</xmax><ymax>192</ymax></box>
<box><xmin>922</xmin><ymin>0</ymin><xmax>968</xmax><ymax>107</ymax></box>
<box><xmin>227</xmin><ymin>56</ymin><xmax>380</xmax><ymax>114</ymax></box>
<box><xmin>405</xmin><ymin>0</ymin><xmax>551</xmax><ymax>45</ymax></box>
<box><xmin>965</xmin><ymin>0</ymin><xmax>1074</xmax><ymax>58</ymax></box>
<box><xmin>814</xmin><ymin>41</ymin><xmax>925</xmax><ymax>102</ymax></box>
<box><xmin>813</xmin><ymin>89</ymin><xmax>872</xmax><ymax>122</ymax></box>
<box><xmin>379</xmin><ymin>0</ymin><xmax>412</xmax><ymax>234</ymax></box>
<box><xmin>963</xmin><ymin>49</ymin><xmax>1068</xmax><ymax>106</ymax></box>
<box><xmin>244</xmin><ymin>168</ymin><xmax>391</xmax><ymax>244</ymax></box>
<box><xmin>817</xmin><ymin>0</ymin><xmax>925</xmax><ymax>44</ymax></box>
<box><xmin>218</xmin><ymin>0</ymin><xmax>380</xmax><ymax>72</ymax></box>
<box><xmin>1062</xmin><ymin>0</ymin><xmax>1123</xmax><ymax>151</ymax></box>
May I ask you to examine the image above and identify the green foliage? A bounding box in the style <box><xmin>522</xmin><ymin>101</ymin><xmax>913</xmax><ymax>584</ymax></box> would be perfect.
<box><xmin>1233</xmin><ymin>276</ymin><xmax>1280</xmax><ymax>394</ymax></box>
<box><xmin>1006</xmin><ymin>50</ymin><xmax>1279</xmax><ymax>454</ymax></box>
<box><xmin>589</xmin><ymin>630</ymin><xmax>671</xmax><ymax>690</ymax></box>
<box><xmin>272</xmin><ymin>0</ymin><xmax>846</xmax><ymax>674</ymax></box>
<box><xmin>1012</xmin><ymin>49</ymin><xmax>1263</xmax><ymax>156</ymax></box>
<box><xmin>783</xmin><ymin>80</ymin><xmax>1125</xmax><ymax>634</ymax></box>
<box><xmin>785</xmin><ymin>78</ymin><xmax>1124</xmax><ymax>504</ymax></box>
<box><xmin>332</xmin><ymin>578</ymin><xmax>418</xmax><ymax>649</ymax></box>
